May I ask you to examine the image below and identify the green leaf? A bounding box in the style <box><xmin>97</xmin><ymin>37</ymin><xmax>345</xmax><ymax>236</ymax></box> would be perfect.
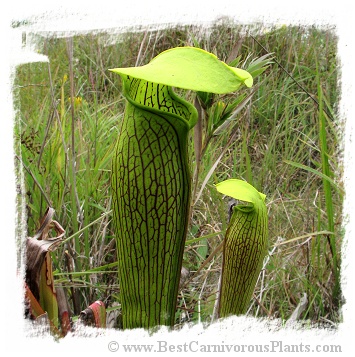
<box><xmin>284</xmin><ymin>159</ymin><xmax>344</xmax><ymax>196</ymax></box>
<box><xmin>109</xmin><ymin>47</ymin><xmax>253</xmax><ymax>94</ymax></box>
<box><xmin>216</xmin><ymin>179</ymin><xmax>268</xmax><ymax>317</ymax></box>
<box><xmin>245</xmin><ymin>53</ymin><xmax>274</xmax><ymax>78</ymax></box>
<box><xmin>109</xmin><ymin>47</ymin><xmax>253</xmax><ymax>329</ymax></box>
<box><xmin>185</xmin><ymin>230</ymin><xmax>225</xmax><ymax>245</ymax></box>
<box><xmin>215</xmin><ymin>179</ymin><xmax>266</xmax><ymax>208</ymax></box>
<box><xmin>196</xmin><ymin>238</ymin><xmax>209</xmax><ymax>263</ymax></box>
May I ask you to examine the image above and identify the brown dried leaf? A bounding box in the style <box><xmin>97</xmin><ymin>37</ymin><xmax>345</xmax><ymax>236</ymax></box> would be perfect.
<box><xmin>25</xmin><ymin>207</ymin><xmax>64</xmax><ymax>300</ymax></box>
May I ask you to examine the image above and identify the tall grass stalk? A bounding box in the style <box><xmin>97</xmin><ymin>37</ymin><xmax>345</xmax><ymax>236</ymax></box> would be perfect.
<box><xmin>316</xmin><ymin>67</ymin><xmax>340</xmax><ymax>302</ymax></box>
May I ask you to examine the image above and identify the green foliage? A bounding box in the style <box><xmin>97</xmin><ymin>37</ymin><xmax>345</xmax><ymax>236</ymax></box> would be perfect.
<box><xmin>110</xmin><ymin>47</ymin><xmax>253</xmax><ymax>93</ymax></box>
<box><xmin>15</xmin><ymin>23</ymin><xmax>342</xmax><ymax>329</ymax></box>
<box><xmin>110</xmin><ymin>76</ymin><xmax>195</xmax><ymax>329</ymax></box>
<box><xmin>216</xmin><ymin>179</ymin><xmax>268</xmax><ymax>317</ymax></box>
<box><xmin>215</xmin><ymin>178</ymin><xmax>266</xmax><ymax>205</ymax></box>
<box><xmin>110</xmin><ymin>47</ymin><xmax>252</xmax><ymax>329</ymax></box>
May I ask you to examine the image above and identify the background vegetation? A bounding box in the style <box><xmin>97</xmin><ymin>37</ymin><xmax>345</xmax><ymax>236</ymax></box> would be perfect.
<box><xmin>14</xmin><ymin>22</ymin><xmax>343</xmax><ymax>329</ymax></box>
